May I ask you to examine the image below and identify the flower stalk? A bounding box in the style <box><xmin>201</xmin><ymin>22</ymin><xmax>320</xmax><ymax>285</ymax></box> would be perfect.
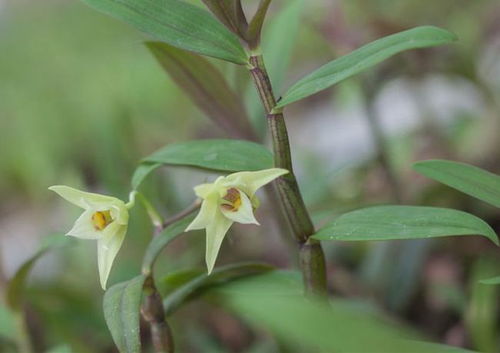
<box><xmin>248</xmin><ymin>54</ymin><xmax>327</xmax><ymax>296</ymax></box>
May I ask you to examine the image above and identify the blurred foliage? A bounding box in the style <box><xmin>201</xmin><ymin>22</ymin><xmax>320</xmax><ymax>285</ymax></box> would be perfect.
<box><xmin>1</xmin><ymin>0</ymin><xmax>500</xmax><ymax>352</ymax></box>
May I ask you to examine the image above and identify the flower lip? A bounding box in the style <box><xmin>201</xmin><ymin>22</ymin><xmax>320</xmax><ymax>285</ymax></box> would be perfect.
<box><xmin>221</xmin><ymin>187</ymin><xmax>242</xmax><ymax>212</ymax></box>
<box><xmin>91</xmin><ymin>210</ymin><xmax>113</xmax><ymax>230</ymax></box>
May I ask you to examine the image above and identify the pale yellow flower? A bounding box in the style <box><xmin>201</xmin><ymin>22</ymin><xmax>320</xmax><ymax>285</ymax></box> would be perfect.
<box><xmin>49</xmin><ymin>185</ymin><xmax>133</xmax><ymax>289</ymax></box>
<box><xmin>185</xmin><ymin>168</ymin><xmax>288</xmax><ymax>273</ymax></box>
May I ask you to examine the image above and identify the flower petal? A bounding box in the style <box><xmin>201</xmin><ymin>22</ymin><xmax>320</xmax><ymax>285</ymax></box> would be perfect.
<box><xmin>205</xmin><ymin>212</ymin><xmax>233</xmax><ymax>274</ymax></box>
<box><xmin>223</xmin><ymin>168</ymin><xmax>288</xmax><ymax>196</ymax></box>
<box><xmin>49</xmin><ymin>185</ymin><xmax>117</xmax><ymax>209</ymax></box>
<box><xmin>67</xmin><ymin>209</ymin><xmax>101</xmax><ymax>239</ymax></box>
<box><xmin>194</xmin><ymin>183</ymin><xmax>215</xmax><ymax>199</ymax></box>
<box><xmin>97</xmin><ymin>222</ymin><xmax>127</xmax><ymax>290</ymax></box>
<box><xmin>186</xmin><ymin>194</ymin><xmax>218</xmax><ymax>231</ymax></box>
<box><xmin>221</xmin><ymin>190</ymin><xmax>259</xmax><ymax>225</ymax></box>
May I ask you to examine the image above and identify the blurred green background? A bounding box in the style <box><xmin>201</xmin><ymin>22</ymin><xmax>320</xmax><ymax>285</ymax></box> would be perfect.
<box><xmin>1</xmin><ymin>0</ymin><xmax>499</xmax><ymax>352</ymax></box>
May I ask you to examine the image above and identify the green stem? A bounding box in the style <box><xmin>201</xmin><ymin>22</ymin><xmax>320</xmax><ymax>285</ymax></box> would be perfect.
<box><xmin>130</xmin><ymin>191</ymin><xmax>164</xmax><ymax>232</ymax></box>
<box><xmin>13</xmin><ymin>311</ymin><xmax>33</xmax><ymax>353</ymax></box>
<box><xmin>248</xmin><ymin>54</ymin><xmax>327</xmax><ymax>296</ymax></box>
<box><xmin>142</xmin><ymin>276</ymin><xmax>175</xmax><ymax>353</ymax></box>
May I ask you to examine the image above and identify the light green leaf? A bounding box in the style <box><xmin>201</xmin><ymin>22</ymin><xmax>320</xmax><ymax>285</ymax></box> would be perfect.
<box><xmin>142</xmin><ymin>139</ymin><xmax>273</xmax><ymax>172</ymax></box>
<box><xmin>162</xmin><ymin>263</ymin><xmax>273</xmax><ymax>316</ymax></box>
<box><xmin>414</xmin><ymin>159</ymin><xmax>500</xmax><ymax>208</ymax></box>
<box><xmin>480</xmin><ymin>276</ymin><xmax>500</xmax><ymax>285</ymax></box>
<box><xmin>142</xmin><ymin>215</ymin><xmax>195</xmax><ymax>274</ymax></box>
<box><xmin>146</xmin><ymin>42</ymin><xmax>255</xmax><ymax>140</ymax></box>
<box><xmin>312</xmin><ymin>206</ymin><xmax>498</xmax><ymax>245</ymax></box>
<box><xmin>212</xmin><ymin>271</ymin><xmax>474</xmax><ymax>352</ymax></box>
<box><xmin>81</xmin><ymin>0</ymin><xmax>248</xmax><ymax>64</ymax></box>
<box><xmin>131</xmin><ymin>162</ymin><xmax>161</xmax><ymax>190</ymax></box>
<box><xmin>103</xmin><ymin>275</ymin><xmax>147</xmax><ymax>353</ymax></box>
<box><xmin>276</xmin><ymin>26</ymin><xmax>457</xmax><ymax>109</ymax></box>
<box><xmin>6</xmin><ymin>235</ymin><xmax>69</xmax><ymax>311</ymax></box>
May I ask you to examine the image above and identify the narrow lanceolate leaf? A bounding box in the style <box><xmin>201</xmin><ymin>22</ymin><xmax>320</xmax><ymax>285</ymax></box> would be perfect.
<box><xmin>212</xmin><ymin>271</ymin><xmax>474</xmax><ymax>353</ymax></box>
<box><xmin>247</xmin><ymin>0</ymin><xmax>272</xmax><ymax>48</ymax></box>
<box><xmin>312</xmin><ymin>206</ymin><xmax>498</xmax><ymax>245</ymax></box>
<box><xmin>81</xmin><ymin>0</ymin><xmax>248</xmax><ymax>64</ymax></box>
<box><xmin>146</xmin><ymin>42</ymin><xmax>255</xmax><ymax>140</ymax></box>
<box><xmin>6</xmin><ymin>235</ymin><xmax>69</xmax><ymax>311</ymax></box>
<box><xmin>162</xmin><ymin>263</ymin><xmax>274</xmax><ymax>316</ymax></box>
<box><xmin>103</xmin><ymin>275</ymin><xmax>147</xmax><ymax>353</ymax></box>
<box><xmin>142</xmin><ymin>215</ymin><xmax>195</xmax><ymax>274</ymax></box>
<box><xmin>275</xmin><ymin>26</ymin><xmax>457</xmax><ymax>109</ymax></box>
<box><xmin>131</xmin><ymin>162</ymin><xmax>161</xmax><ymax>190</ymax></box>
<box><xmin>414</xmin><ymin>160</ymin><xmax>500</xmax><ymax>208</ymax></box>
<box><xmin>480</xmin><ymin>276</ymin><xmax>500</xmax><ymax>285</ymax></box>
<box><xmin>142</xmin><ymin>139</ymin><xmax>273</xmax><ymax>172</ymax></box>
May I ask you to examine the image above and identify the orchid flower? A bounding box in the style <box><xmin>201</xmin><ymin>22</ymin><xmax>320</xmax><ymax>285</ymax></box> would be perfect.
<box><xmin>49</xmin><ymin>185</ymin><xmax>134</xmax><ymax>289</ymax></box>
<box><xmin>185</xmin><ymin>168</ymin><xmax>288</xmax><ymax>273</ymax></box>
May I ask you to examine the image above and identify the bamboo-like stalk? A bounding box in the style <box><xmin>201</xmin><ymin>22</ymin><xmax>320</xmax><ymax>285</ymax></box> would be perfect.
<box><xmin>248</xmin><ymin>54</ymin><xmax>327</xmax><ymax>296</ymax></box>
<box><xmin>142</xmin><ymin>276</ymin><xmax>175</xmax><ymax>353</ymax></box>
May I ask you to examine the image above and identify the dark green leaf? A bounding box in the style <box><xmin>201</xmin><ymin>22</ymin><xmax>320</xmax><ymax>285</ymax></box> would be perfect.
<box><xmin>82</xmin><ymin>0</ymin><xmax>248</xmax><ymax>64</ymax></box>
<box><xmin>6</xmin><ymin>235</ymin><xmax>69</xmax><ymax>311</ymax></box>
<box><xmin>131</xmin><ymin>162</ymin><xmax>161</xmax><ymax>190</ymax></box>
<box><xmin>276</xmin><ymin>26</ymin><xmax>457</xmax><ymax>108</ymax></box>
<box><xmin>414</xmin><ymin>159</ymin><xmax>500</xmax><ymax>208</ymax></box>
<box><xmin>159</xmin><ymin>268</ymin><xmax>205</xmax><ymax>295</ymax></box>
<box><xmin>142</xmin><ymin>215</ymin><xmax>195</xmax><ymax>274</ymax></box>
<box><xmin>213</xmin><ymin>271</ymin><xmax>473</xmax><ymax>352</ymax></box>
<box><xmin>142</xmin><ymin>139</ymin><xmax>273</xmax><ymax>172</ymax></box>
<box><xmin>163</xmin><ymin>263</ymin><xmax>274</xmax><ymax>316</ymax></box>
<box><xmin>103</xmin><ymin>275</ymin><xmax>147</xmax><ymax>353</ymax></box>
<box><xmin>480</xmin><ymin>276</ymin><xmax>500</xmax><ymax>285</ymax></box>
<box><xmin>146</xmin><ymin>42</ymin><xmax>255</xmax><ymax>140</ymax></box>
<box><xmin>312</xmin><ymin>206</ymin><xmax>498</xmax><ymax>245</ymax></box>
<box><xmin>247</xmin><ymin>0</ymin><xmax>272</xmax><ymax>48</ymax></box>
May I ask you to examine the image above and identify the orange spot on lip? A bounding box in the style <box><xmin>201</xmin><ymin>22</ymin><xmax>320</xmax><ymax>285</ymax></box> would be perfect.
<box><xmin>221</xmin><ymin>188</ymin><xmax>242</xmax><ymax>212</ymax></box>
<box><xmin>92</xmin><ymin>211</ymin><xmax>112</xmax><ymax>230</ymax></box>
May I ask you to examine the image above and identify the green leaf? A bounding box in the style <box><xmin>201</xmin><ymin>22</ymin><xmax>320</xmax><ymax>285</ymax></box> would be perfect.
<box><xmin>142</xmin><ymin>215</ymin><xmax>196</xmax><ymax>274</ymax></box>
<box><xmin>162</xmin><ymin>263</ymin><xmax>274</xmax><ymax>316</ymax></box>
<box><xmin>146</xmin><ymin>42</ymin><xmax>255</xmax><ymax>140</ymax></box>
<box><xmin>81</xmin><ymin>0</ymin><xmax>248</xmax><ymax>64</ymax></box>
<box><xmin>414</xmin><ymin>159</ymin><xmax>500</xmax><ymax>208</ymax></box>
<box><xmin>45</xmin><ymin>344</ymin><xmax>72</xmax><ymax>353</ymax></box>
<box><xmin>312</xmin><ymin>206</ymin><xmax>498</xmax><ymax>245</ymax></box>
<box><xmin>6</xmin><ymin>235</ymin><xmax>69</xmax><ymax>311</ymax></box>
<box><xmin>103</xmin><ymin>275</ymin><xmax>147</xmax><ymax>353</ymax></box>
<box><xmin>247</xmin><ymin>0</ymin><xmax>272</xmax><ymax>48</ymax></box>
<box><xmin>213</xmin><ymin>271</ymin><xmax>474</xmax><ymax>353</ymax></box>
<box><xmin>142</xmin><ymin>139</ymin><xmax>273</xmax><ymax>172</ymax></box>
<box><xmin>480</xmin><ymin>276</ymin><xmax>500</xmax><ymax>285</ymax></box>
<box><xmin>131</xmin><ymin>162</ymin><xmax>161</xmax><ymax>190</ymax></box>
<box><xmin>276</xmin><ymin>26</ymin><xmax>457</xmax><ymax>109</ymax></box>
